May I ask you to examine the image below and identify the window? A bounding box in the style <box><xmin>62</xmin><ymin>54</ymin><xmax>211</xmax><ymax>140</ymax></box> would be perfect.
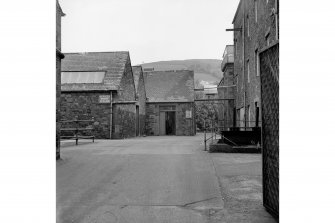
<box><xmin>275</xmin><ymin>0</ymin><xmax>279</xmax><ymax>40</ymax></box>
<box><xmin>255</xmin><ymin>0</ymin><xmax>258</xmax><ymax>23</ymax></box>
<box><xmin>240</xmin><ymin>107</ymin><xmax>245</xmax><ymax>129</ymax></box>
<box><xmin>247</xmin><ymin>105</ymin><xmax>251</xmax><ymax>127</ymax></box>
<box><xmin>247</xmin><ymin>60</ymin><xmax>250</xmax><ymax>83</ymax></box>
<box><xmin>266</xmin><ymin>35</ymin><xmax>270</xmax><ymax>46</ymax></box>
<box><xmin>61</xmin><ymin>71</ymin><xmax>105</xmax><ymax>84</ymax></box>
<box><xmin>255</xmin><ymin>49</ymin><xmax>259</xmax><ymax>76</ymax></box>
<box><xmin>255</xmin><ymin>102</ymin><xmax>260</xmax><ymax>127</ymax></box>
<box><xmin>247</xmin><ymin>15</ymin><xmax>250</xmax><ymax>37</ymax></box>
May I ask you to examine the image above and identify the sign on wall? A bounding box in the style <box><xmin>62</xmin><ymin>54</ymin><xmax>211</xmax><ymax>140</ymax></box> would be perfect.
<box><xmin>186</xmin><ymin>110</ymin><xmax>192</xmax><ymax>118</ymax></box>
<box><xmin>99</xmin><ymin>95</ymin><xmax>111</xmax><ymax>103</ymax></box>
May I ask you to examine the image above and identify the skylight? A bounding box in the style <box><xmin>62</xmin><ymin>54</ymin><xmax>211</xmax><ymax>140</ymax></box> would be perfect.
<box><xmin>61</xmin><ymin>71</ymin><xmax>105</xmax><ymax>84</ymax></box>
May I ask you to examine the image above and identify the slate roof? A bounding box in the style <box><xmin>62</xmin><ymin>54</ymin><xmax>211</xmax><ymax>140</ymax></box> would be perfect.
<box><xmin>61</xmin><ymin>51</ymin><xmax>129</xmax><ymax>91</ymax></box>
<box><xmin>132</xmin><ymin>66</ymin><xmax>143</xmax><ymax>94</ymax></box>
<box><xmin>144</xmin><ymin>70</ymin><xmax>194</xmax><ymax>102</ymax></box>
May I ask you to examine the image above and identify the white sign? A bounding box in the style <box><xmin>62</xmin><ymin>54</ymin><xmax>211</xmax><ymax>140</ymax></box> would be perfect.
<box><xmin>186</xmin><ymin>110</ymin><xmax>192</xmax><ymax>118</ymax></box>
<box><xmin>99</xmin><ymin>95</ymin><xmax>111</xmax><ymax>103</ymax></box>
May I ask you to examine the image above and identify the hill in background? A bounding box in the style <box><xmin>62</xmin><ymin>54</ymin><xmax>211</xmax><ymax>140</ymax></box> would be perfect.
<box><xmin>138</xmin><ymin>59</ymin><xmax>223</xmax><ymax>85</ymax></box>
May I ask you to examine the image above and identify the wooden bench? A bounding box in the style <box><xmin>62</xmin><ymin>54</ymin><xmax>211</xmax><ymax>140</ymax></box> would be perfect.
<box><xmin>60</xmin><ymin>118</ymin><xmax>95</xmax><ymax>145</ymax></box>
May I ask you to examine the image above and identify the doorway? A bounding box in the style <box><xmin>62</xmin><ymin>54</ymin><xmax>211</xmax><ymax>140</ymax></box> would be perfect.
<box><xmin>165</xmin><ymin>111</ymin><xmax>176</xmax><ymax>135</ymax></box>
<box><xmin>159</xmin><ymin>105</ymin><xmax>176</xmax><ymax>135</ymax></box>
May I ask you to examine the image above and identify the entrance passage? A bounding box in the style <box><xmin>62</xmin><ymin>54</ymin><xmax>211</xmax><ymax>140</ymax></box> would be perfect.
<box><xmin>159</xmin><ymin>105</ymin><xmax>176</xmax><ymax>135</ymax></box>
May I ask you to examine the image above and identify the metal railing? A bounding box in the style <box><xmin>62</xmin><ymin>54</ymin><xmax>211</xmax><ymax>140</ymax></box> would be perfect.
<box><xmin>203</xmin><ymin>120</ymin><xmax>223</xmax><ymax>151</ymax></box>
<box><xmin>203</xmin><ymin>119</ymin><xmax>262</xmax><ymax>151</ymax></box>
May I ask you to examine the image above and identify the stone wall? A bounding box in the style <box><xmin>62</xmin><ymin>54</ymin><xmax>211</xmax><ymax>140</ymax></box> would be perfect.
<box><xmin>145</xmin><ymin>102</ymin><xmax>195</xmax><ymax>136</ymax></box>
<box><xmin>233</xmin><ymin>0</ymin><xmax>278</xmax><ymax>127</ymax></box>
<box><xmin>110</xmin><ymin>56</ymin><xmax>137</xmax><ymax>138</ymax></box>
<box><xmin>137</xmin><ymin>72</ymin><xmax>146</xmax><ymax>136</ymax></box>
<box><xmin>60</xmin><ymin>92</ymin><xmax>112</xmax><ymax>139</ymax></box>
<box><xmin>115</xmin><ymin>56</ymin><xmax>136</xmax><ymax>102</ymax></box>
<box><xmin>112</xmin><ymin>103</ymin><xmax>136</xmax><ymax>139</ymax></box>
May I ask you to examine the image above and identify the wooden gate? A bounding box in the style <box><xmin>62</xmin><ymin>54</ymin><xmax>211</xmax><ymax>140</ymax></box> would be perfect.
<box><xmin>260</xmin><ymin>42</ymin><xmax>279</xmax><ymax>218</ymax></box>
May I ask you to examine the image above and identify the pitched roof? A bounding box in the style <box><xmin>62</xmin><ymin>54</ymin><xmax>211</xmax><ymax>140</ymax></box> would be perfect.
<box><xmin>132</xmin><ymin>66</ymin><xmax>143</xmax><ymax>94</ymax></box>
<box><xmin>61</xmin><ymin>51</ymin><xmax>129</xmax><ymax>91</ymax></box>
<box><xmin>57</xmin><ymin>0</ymin><xmax>65</xmax><ymax>16</ymax></box>
<box><xmin>144</xmin><ymin>70</ymin><xmax>194</xmax><ymax>102</ymax></box>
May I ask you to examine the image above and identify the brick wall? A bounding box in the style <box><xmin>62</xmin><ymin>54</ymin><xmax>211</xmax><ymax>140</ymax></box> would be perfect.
<box><xmin>233</xmin><ymin>0</ymin><xmax>278</xmax><ymax>127</ymax></box>
<box><xmin>60</xmin><ymin>92</ymin><xmax>112</xmax><ymax>139</ymax></box>
<box><xmin>145</xmin><ymin>102</ymin><xmax>195</xmax><ymax>136</ymax></box>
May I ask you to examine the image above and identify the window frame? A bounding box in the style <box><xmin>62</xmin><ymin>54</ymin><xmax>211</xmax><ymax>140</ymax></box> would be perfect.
<box><xmin>247</xmin><ymin>60</ymin><xmax>250</xmax><ymax>83</ymax></box>
<box><xmin>255</xmin><ymin>0</ymin><xmax>258</xmax><ymax>23</ymax></box>
<box><xmin>247</xmin><ymin>15</ymin><xmax>250</xmax><ymax>37</ymax></box>
<box><xmin>255</xmin><ymin>49</ymin><xmax>259</xmax><ymax>77</ymax></box>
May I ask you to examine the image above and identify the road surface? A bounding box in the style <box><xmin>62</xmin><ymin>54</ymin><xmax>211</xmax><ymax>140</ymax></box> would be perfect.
<box><xmin>57</xmin><ymin>135</ymin><xmax>275</xmax><ymax>223</ymax></box>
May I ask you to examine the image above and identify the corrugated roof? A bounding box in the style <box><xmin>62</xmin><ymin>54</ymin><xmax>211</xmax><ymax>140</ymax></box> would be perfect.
<box><xmin>132</xmin><ymin>66</ymin><xmax>143</xmax><ymax>94</ymax></box>
<box><xmin>61</xmin><ymin>51</ymin><xmax>129</xmax><ymax>91</ymax></box>
<box><xmin>144</xmin><ymin>70</ymin><xmax>194</xmax><ymax>102</ymax></box>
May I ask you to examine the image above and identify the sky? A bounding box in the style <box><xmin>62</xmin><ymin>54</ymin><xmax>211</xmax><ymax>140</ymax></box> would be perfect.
<box><xmin>59</xmin><ymin>0</ymin><xmax>239</xmax><ymax>65</ymax></box>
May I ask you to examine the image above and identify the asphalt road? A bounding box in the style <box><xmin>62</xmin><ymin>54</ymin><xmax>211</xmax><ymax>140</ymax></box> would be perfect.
<box><xmin>57</xmin><ymin>135</ymin><xmax>276</xmax><ymax>223</ymax></box>
<box><xmin>57</xmin><ymin>136</ymin><xmax>225</xmax><ymax>223</ymax></box>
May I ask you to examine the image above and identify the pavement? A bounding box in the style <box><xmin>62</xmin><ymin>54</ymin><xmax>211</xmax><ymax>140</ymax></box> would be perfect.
<box><xmin>57</xmin><ymin>135</ymin><xmax>276</xmax><ymax>223</ymax></box>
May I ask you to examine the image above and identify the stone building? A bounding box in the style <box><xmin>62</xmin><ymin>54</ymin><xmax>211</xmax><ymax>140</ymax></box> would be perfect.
<box><xmin>56</xmin><ymin>0</ymin><xmax>65</xmax><ymax>159</ymax></box>
<box><xmin>218</xmin><ymin>45</ymin><xmax>235</xmax><ymax>129</ymax></box>
<box><xmin>232</xmin><ymin>0</ymin><xmax>279</xmax><ymax>128</ymax></box>
<box><xmin>232</xmin><ymin>0</ymin><xmax>279</xmax><ymax>217</ymax></box>
<box><xmin>144</xmin><ymin>70</ymin><xmax>196</xmax><ymax>136</ymax></box>
<box><xmin>60</xmin><ymin>51</ymin><xmax>137</xmax><ymax>139</ymax></box>
<box><xmin>132</xmin><ymin>66</ymin><xmax>146</xmax><ymax>136</ymax></box>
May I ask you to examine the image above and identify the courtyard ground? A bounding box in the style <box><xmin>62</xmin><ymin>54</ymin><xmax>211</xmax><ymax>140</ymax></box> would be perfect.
<box><xmin>57</xmin><ymin>135</ymin><xmax>276</xmax><ymax>223</ymax></box>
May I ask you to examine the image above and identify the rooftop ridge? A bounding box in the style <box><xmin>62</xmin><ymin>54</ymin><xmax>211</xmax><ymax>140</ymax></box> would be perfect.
<box><xmin>63</xmin><ymin>51</ymin><xmax>129</xmax><ymax>55</ymax></box>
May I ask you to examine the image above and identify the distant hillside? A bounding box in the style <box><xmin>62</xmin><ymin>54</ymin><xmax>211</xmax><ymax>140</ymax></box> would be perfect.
<box><xmin>139</xmin><ymin>59</ymin><xmax>222</xmax><ymax>85</ymax></box>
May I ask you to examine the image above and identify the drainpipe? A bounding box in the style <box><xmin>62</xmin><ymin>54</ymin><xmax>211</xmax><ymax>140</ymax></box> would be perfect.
<box><xmin>110</xmin><ymin>92</ymin><xmax>113</xmax><ymax>139</ymax></box>
<box><xmin>242</xmin><ymin>0</ymin><xmax>247</xmax><ymax>129</ymax></box>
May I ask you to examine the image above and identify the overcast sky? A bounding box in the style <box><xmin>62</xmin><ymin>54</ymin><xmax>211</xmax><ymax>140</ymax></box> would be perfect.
<box><xmin>60</xmin><ymin>0</ymin><xmax>239</xmax><ymax>65</ymax></box>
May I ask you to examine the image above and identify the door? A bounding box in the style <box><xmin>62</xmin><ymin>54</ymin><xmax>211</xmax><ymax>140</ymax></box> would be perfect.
<box><xmin>165</xmin><ymin>111</ymin><xmax>176</xmax><ymax>135</ymax></box>
<box><xmin>159</xmin><ymin>111</ymin><xmax>166</xmax><ymax>135</ymax></box>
